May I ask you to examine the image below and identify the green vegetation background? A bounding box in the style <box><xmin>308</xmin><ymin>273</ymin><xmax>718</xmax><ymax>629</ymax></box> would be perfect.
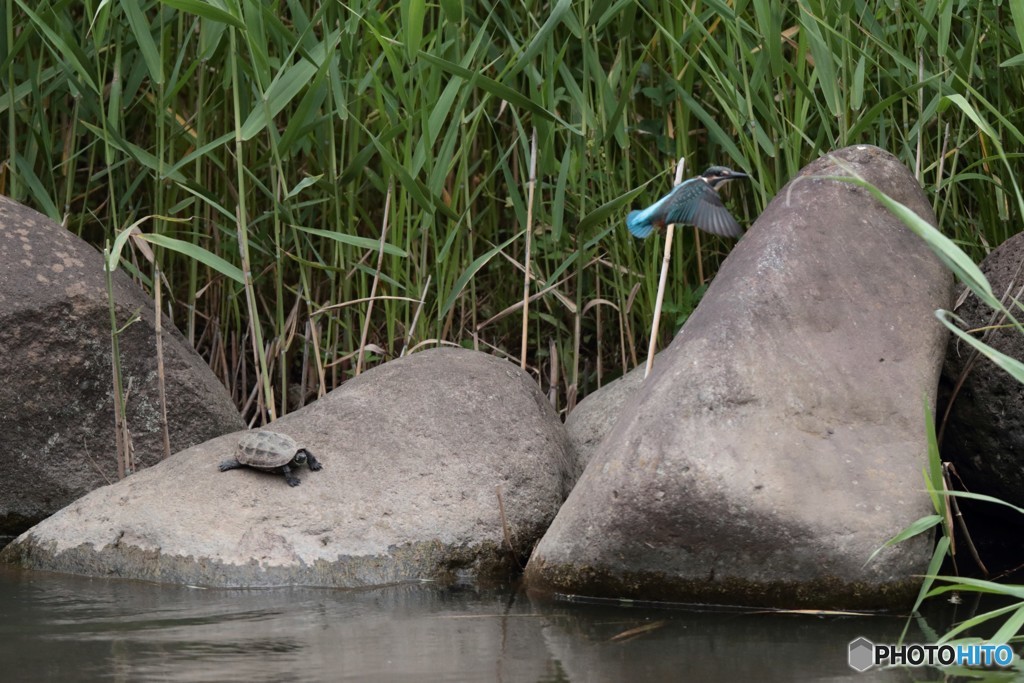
<box><xmin>2</xmin><ymin>0</ymin><xmax>1022</xmax><ymax>423</ymax></box>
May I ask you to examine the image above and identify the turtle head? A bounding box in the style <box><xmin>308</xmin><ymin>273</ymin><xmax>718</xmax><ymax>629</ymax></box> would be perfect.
<box><xmin>292</xmin><ymin>450</ymin><xmax>308</xmax><ymax>466</ymax></box>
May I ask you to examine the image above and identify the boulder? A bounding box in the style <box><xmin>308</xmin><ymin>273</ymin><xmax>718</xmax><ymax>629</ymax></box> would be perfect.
<box><xmin>565</xmin><ymin>363</ymin><xmax>645</xmax><ymax>472</ymax></box>
<box><xmin>0</xmin><ymin>197</ymin><xmax>243</xmax><ymax>540</ymax></box>
<box><xmin>1</xmin><ymin>348</ymin><xmax>574</xmax><ymax>587</ymax></box>
<box><xmin>524</xmin><ymin>145</ymin><xmax>953</xmax><ymax>609</ymax></box>
<box><xmin>939</xmin><ymin>233</ymin><xmax>1024</xmax><ymax>510</ymax></box>
<box><xmin>937</xmin><ymin>232</ymin><xmax>1024</xmax><ymax>573</ymax></box>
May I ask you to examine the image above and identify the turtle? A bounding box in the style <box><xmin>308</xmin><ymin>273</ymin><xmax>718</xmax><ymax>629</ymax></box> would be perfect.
<box><xmin>219</xmin><ymin>430</ymin><xmax>322</xmax><ymax>487</ymax></box>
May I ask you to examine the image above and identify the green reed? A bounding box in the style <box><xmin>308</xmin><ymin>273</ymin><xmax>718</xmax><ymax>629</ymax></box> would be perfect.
<box><xmin>2</xmin><ymin>0</ymin><xmax>1023</xmax><ymax>420</ymax></box>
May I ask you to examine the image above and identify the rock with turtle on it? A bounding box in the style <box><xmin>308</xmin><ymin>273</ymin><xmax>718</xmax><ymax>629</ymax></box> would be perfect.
<box><xmin>0</xmin><ymin>348</ymin><xmax>574</xmax><ymax>589</ymax></box>
<box><xmin>219</xmin><ymin>430</ymin><xmax>322</xmax><ymax>487</ymax></box>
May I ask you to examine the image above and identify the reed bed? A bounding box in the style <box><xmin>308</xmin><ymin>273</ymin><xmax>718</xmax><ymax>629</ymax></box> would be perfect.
<box><xmin>3</xmin><ymin>0</ymin><xmax>1023</xmax><ymax>422</ymax></box>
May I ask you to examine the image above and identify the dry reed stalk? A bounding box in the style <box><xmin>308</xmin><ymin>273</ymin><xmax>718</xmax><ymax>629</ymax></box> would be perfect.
<box><xmin>520</xmin><ymin>128</ymin><xmax>538</xmax><ymax>370</ymax></box>
<box><xmin>401</xmin><ymin>274</ymin><xmax>432</xmax><ymax>357</ymax></box>
<box><xmin>237</xmin><ymin>214</ymin><xmax>275</xmax><ymax>422</ymax></box>
<box><xmin>475</xmin><ymin>275</ymin><xmax>574</xmax><ymax>331</ymax></box>
<box><xmin>309</xmin><ymin>319</ymin><xmax>327</xmax><ymax>398</ymax></box>
<box><xmin>154</xmin><ymin>263</ymin><xmax>171</xmax><ymax>460</ymax></box>
<box><xmin>495</xmin><ymin>485</ymin><xmax>521</xmax><ymax>569</ymax></box>
<box><xmin>122</xmin><ymin>379</ymin><xmax>137</xmax><ymax>474</ymax></box>
<box><xmin>300</xmin><ymin>320</ymin><xmax>311</xmax><ymax>409</ymax></box>
<box><xmin>644</xmin><ymin>158</ymin><xmax>686</xmax><ymax>379</ymax></box>
<box><xmin>624</xmin><ymin>281</ymin><xmax>641</xmax><ymax>369</ymax></box>
<box><xmin>498</xmin><ymin>249</ymin><xmax>577</xmax><ymax>311</ymax></box>
<box><xmin>645</xmin><ymin>227</ymin><xmax>674</xmax><ymax>379</ymax></box>
<box><xmin>596</xmin><ymin>278</ymin><xmax>603</xmax><ymax>388</ymax></box>
<box><xmin>314</xmin><ymin>294</ymin><xmax>421</xmax><ymax>317</ymax></box>
<box><xmin>357</xmin><ymin>180</ymin><xmax>393</xmax><ymax>376</ymax></box>
<box><xmin>229</xmin><ymin>328</ymin><xmax>239</xmax><ymax>405</ymax></box>
<box><xmin>942</xmin><ymin>463</ymin><xmax>988</xmax><ymax>577</ymax></box>
<box><xmin>404</xmin><ymin>339</ymin><xmax>463</xmax><ymax>355</ymax></box>
<box><xmin>104</xmin><ymin>249</ymin><xmax>128</xmax><ymax>479</ymax></box>
<box><xmin>694</xmin><ymin>227</ymin><xmax>704</xmax><ymax>285</ymax></box>
<box><xmin>916</xmin><ymin>49</ymin><xmax>924</xmax><ymax>183</ymax></box>
<box><xmin>569</xmin><ymin>311</ymin><xmax>581</xmax><ymax>412</ymax></box>
<box><xmin>548</xmin><ymin>337</ymin><xmax>558</xmax><ymax>407</ymax></box>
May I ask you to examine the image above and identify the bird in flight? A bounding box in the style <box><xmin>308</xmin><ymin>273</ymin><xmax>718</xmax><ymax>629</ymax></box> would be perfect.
<box><xmin>627</xmin><ymin>166</ymin><xmax>748</xmax><ymax>239</ymax></box>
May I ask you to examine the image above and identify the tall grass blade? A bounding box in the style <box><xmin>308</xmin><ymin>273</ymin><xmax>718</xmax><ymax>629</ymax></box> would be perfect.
<box><xmin>440</xmin><ymin>231</ymin><xmax>524</xmax><ymax>319</ymax></box>
<box><xmin>119</xmin><ymin>0</ymin><xmax>164</xmax><ymax>85</ymax></box>
<box><xmin>158</xmin><ymin>0</ymin><xmax>243</xmax><ymax>28</ymax></box>
<box><xmin>141</xmin><ymin>234</ymin><xmax>245</xmax><ymax>284</ymax></box>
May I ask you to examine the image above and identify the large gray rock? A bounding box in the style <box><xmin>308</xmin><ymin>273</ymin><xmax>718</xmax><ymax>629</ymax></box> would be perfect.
<box><xmin>1</xmin><ymin>348</ymin><xmax>574</xmax><ymax>587</ymax></box>
<box><xmin>524</xmin><ymin>146</ymin><xmax>953</xmax><ymax>609</ymax></box>
<box><xmin>565</xmin><ymin>363</ymin><xmax>646</xmax><ymax>472</ymax></box>
<box><xmin>0</xmin><ymin>197</ymin><xmax>243</xmax><ymax>539</ymax></box>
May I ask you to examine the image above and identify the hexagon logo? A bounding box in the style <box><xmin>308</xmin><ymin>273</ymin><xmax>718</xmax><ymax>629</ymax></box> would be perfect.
<box><xmin>849</xmin><ymin>637</ymin><xmax>875</xmax><ymax>672</ymax></box>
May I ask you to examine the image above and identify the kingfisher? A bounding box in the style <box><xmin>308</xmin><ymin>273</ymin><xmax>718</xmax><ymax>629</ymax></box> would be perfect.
<box><xmin>626</xmin><ymin>166</ymin><xmax>748</xmax><ymax>239</ymax></box>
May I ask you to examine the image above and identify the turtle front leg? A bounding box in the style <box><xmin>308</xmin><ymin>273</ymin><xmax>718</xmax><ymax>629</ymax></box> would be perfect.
<box><xmin>300</xmin><ymin>449</ymin><xmax>322</xmax><ymax>471</ymax></box>
<box><xmin>281</xmin><ymin>464</ymin><xmax>301</xmax><ymax>487</ymax></box>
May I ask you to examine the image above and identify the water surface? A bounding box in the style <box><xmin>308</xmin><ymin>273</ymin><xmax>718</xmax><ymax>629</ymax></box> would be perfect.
<box><xmin>0</xmin><ymin>567</ymin><xmax>959</xmax><ymax>681</ymax></box>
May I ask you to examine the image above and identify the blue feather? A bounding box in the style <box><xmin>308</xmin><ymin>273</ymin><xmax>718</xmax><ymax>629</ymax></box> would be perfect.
<box><xmin>626</xmin><ymin>210</ymin><xmax>655</xmax><ymax>238</ymax></box>
<box><xmin>626</xmin><ymin>193</ymin><xmax>671</xmax><ymax>238</ymax></box>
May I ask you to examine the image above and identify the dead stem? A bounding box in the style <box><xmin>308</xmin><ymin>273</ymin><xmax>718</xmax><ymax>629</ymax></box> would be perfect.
<box><xmin>357</xmin><ymin>180</ymin><xmax>393</xmax><ymax>376</ymax></box>
<box><xmin>154</xmin><ymin>262</ymin><xmax>171</xmax><ymax>460</ymax></box>
<box><xmin>520</xmin><ymin>128</ymin><xmax>538</xmax><ymax>371</ymax></box>
<box><xmin>495</xmin><ymin>485</ymin><xmax>522</xmax><ymax>570</ymax></box>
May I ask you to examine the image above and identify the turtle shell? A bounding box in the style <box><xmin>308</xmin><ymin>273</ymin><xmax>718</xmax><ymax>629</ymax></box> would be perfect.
<box><xmin>235</xmin><ymin>430</ymin><xmax>299</xmax><ymax>469</ymax></box>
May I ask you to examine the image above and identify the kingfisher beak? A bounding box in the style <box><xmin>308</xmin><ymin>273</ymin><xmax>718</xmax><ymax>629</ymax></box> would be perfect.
<box><xmin>713</xmin><ymin>169</ymin><xmax>748</xmax><ymax>189</ymax></box>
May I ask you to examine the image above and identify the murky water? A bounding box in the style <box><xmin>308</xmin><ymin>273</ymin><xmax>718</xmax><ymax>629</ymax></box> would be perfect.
<box><xmin>0</xmin><ymin>566</ymin><xmax>976</xmax><ymax>682</ymax></box>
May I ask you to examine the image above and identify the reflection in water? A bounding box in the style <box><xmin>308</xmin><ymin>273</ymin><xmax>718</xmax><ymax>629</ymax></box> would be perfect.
<box><xmin>0</xmin><ymin>566</ymin><xmax>971</xmax><ymax>682</ymax></box>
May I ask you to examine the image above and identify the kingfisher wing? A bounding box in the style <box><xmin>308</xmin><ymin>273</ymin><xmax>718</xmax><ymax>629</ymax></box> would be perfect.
<box><xmin>663</xmin><ymin>181</ymin><xmax>744</xmax><ymax>238</ymax></box>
